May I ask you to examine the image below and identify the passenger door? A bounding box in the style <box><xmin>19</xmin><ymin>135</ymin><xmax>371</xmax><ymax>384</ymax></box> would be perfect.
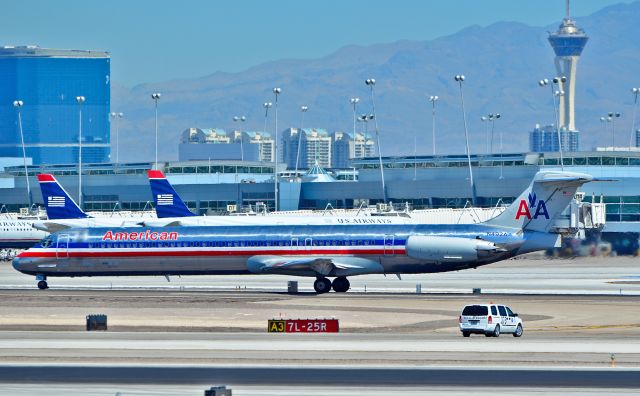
<box><xmin>56</xmin><ymin>234</ymin><xmax>70</xmax><ymax>259</ymax></box>
<box><xmin>384</xmin><ymin>235</ymin><xmax>395</xmax><ymax>256</ymax></box>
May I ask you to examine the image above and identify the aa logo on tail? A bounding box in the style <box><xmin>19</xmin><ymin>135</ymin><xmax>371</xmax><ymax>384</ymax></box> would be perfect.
<box><xmin>515</xmin><ymin>193</ymin><xmax>549</xmax><ymax>220</ymax></box>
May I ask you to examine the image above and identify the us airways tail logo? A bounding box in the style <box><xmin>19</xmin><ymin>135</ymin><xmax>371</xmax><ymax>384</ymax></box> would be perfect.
<box><xmin>515</xmin><ymin>192</ymin><xmax>549</xmax><ymax>220</ymax></box>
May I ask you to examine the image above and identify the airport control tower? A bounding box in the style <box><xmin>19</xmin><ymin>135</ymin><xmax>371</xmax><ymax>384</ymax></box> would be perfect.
<box><xmin>547</xmin><ymin>0</ymin><xmax>588</xmax><ymax>133</ymax></box>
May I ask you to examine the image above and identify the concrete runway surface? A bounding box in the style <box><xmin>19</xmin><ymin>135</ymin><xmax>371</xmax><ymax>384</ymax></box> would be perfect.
<box><xmin>1</xmin><ymin>256</ymin><xmax>639</xmax><ymax>394</ymax></box>
<box><xmin>2</xmin><ymin>256</ymin><xmax>640</xmax><ymax>295</ymax></box>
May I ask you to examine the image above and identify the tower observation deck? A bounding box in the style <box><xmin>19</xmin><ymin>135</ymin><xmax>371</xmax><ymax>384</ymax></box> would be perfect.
<box><xmin>547</xmin><ymin>0</ymin><xmax>588</xmax><ymax>133</ymax></box>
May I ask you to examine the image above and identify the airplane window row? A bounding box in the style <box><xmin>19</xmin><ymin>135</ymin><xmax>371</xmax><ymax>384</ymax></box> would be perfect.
<box><xmin>84</xmin><ymin>239</ymin><xmax>390</xmax><ymax>249</ymax></box>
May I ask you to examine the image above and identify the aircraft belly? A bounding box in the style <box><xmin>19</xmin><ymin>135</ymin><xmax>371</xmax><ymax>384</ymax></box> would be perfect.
<box><xmin>13</xmin><ymin>255</ymin><xmax>250</xmax><ymax>277</ymax></box>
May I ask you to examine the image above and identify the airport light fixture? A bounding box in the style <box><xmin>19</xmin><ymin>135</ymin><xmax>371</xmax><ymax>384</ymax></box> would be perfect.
<box><xmin>630</xmin><ymin>88</ymin><xmax>640</xmax><ymax>148</ymax></box>
<box><xmin>272</xmin><ymin>88</ymin><xmax>282</xmax><ymax>211</ymax></box>
<box><xmin>109</xmin><ymin>112</ymin><xmax>124</xmax><ymax>164</ymax></box>
<box><xmin>350</xmin><ymin>97</ymin><xmax>360</xmax><ymax>159</ymax></box>
<box><xmin>428</xmin><ymin>95</ymin><xmax>439</xmax><ymax>155</ymax></box>
<box><xmin>13</xmin><ymin>100</ymin><xmax>31</xmax><ymax>208</ymax></box>
<box><xmin>295</xmin><ymin>105</ymin><xmax>308</xmax><ymax>176</ymax></box>
<box><xmin>600</xmin><ymin>115</ymin><xmax>612</xmax><ymax>139</ymax></box>
<box><xmin>365</xmin><ymin>78</ymin><xmax>386</xmax><ymax>204</ymax></box>
<box><xmin>608</xmin><ymin>111</ymin><xmax>621</xmax><ymax>147</ymax></box>
<box><xmin>75</xmin><ymin>96</ymin><xmax>85</xmax><ymax>209</ymax></box>
<box><xmin>488</xmin><ymin>113</ymin><xmax>503</xmax><ymax>179</ymax></box>
<box><xmin>151</xmin><ymin>93</ymin><xmax>161</xmax><ymax>170</ymax></box>
<box><xmin>538</xmin><ymin>77</ymin><xmax>565</xmax><ymax>170</ymax></box>
<box><xmin>454</xmin><ymin>74</ymin><xmax>476</xmax><ymax>205</ymax></box>
<box><xmin>481</xmin><ymin>116</ymin><xmax>490</xmax><ymax>154</ymax></box>
<box><xmin>233</xmin><ymin>115</ymin><xmax>246</xmax><ymax>161</ymax></box>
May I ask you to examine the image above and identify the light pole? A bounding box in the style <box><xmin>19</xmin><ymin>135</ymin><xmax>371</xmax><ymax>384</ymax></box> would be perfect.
<box><xmin>600</xmin><ymin>116</ymin><xmax>612</xmax><ymax>142</ymax></box>
<box><xmin>76</xmin><ymin>96</ymin><xmax>85</xmax><ymax>209</ymax></box>
<box><xmin>151</xmin><ymin>93</ymin><xmax>161</xmax><ymax>170</ymax></box>
<box><xmin>109</xmin><ymin>112</ymin><xmax>123</xmax><ymax>164</ymax></box>
<box><xmin>366</xmin><ymin>78</ymin><xmax>386</xmax><ymax>204</ymax></box>
<box><xmin>272</xmin><ymin>88</ymin><xmax>281</xmax><ymax>212</ymax></box>
<box><xmin>350</xmin><ymin>97</ymin><xmax>359</xmax><ymax>160</ymax></box>
<box><xmin>428</xmin><ymin>95</ymin><xmax>438</xmax><ymax>155</ymax></box>
<box><xmin>13</xmin><ymin>100</ymin><xmax>31</xmax><ymax>208</ymax></box>
<box><xmin>454</xmin><ymin>74</ymin><xmax>476</xmax><ymax>205</ymax></box>
<box><xmin>263</xmin><ymin>101</ymin><xmax>274</xmax><ymax>210</ymax></box>
<box><xmin>358</xmin><ymin>114</ymin><xmax>374</xmax><ymax>158</ymax></box>
<box><xmin>630</xmin><ymin>88</ymin><xmax>640</xmax><ymax>148</ymax></box>
<box><xmin>608</xmin><ymin>111</ymin><xmax>621</xmax><ymax>147</ymax></box>
<box><xmin>481</xmin><ymin>116</ymin><xmax>489</xmax><ymax>154</ymax></box>
<box><xmin>487</xmin><ymin>113</ymin><xmax>501</xmax><ymax>155</ymax></box>
<box><xmin>233</xmin><ymin>115</ymin><xmax>246</xmax><ymax>161</ymax></box>
<box><xmin>539</xmin><ymin>77</ymin><xmax>566</xmax><ymax>170</ymax></box>
<box><xmin>295</xmin><ymin>105</ymin><xmax>308</xmax><ymax>176</ymax></box>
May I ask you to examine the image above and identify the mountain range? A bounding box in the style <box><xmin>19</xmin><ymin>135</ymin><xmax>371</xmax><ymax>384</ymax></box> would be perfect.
<box><xmin>112</xmin><ymin>1</ymin><xmax>640</xmax><ymax>163</ymax></box>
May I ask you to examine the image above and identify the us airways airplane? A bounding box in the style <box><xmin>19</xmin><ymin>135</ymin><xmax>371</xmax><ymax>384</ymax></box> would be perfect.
<box><xmin>143</xmin><ymin>170</ymin><xmax>417</xmax><ymax>227</ymax></box>
<box><xmin>32</xmin><ymin>174</ymin><xmax>149</xmax><ymax>232</ymax></box>
<box><xmin>0</xmin><ymin>218</ymin><xmax>48</xmax><ymax>248</ymax></box>
<box><xmin>13</xmin><ymin>171</ymin><xmax>592</xmax><ymax>292</ymax></box>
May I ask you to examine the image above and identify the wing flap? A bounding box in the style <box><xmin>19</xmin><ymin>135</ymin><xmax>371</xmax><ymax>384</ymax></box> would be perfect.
<box><xmin>247</xmin><ymin>255</ymin><xmax>384</xmax><ymax>277</ymax></box>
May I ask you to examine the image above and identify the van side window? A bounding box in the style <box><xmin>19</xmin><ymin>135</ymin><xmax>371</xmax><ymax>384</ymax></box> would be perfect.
<box><xmin>506</xmin><ymin>307</ymin><xmax>515</xmax><ymax>317</ymax></box>
<box><xmin>498</xmin><ymin>306</ymin><xmax>507</xmax><ymax>316</ymax></box>
<box><xmin>490</xmin><ymin>306</ymin><xmax>497</xmax><ymax>315</ymax></box>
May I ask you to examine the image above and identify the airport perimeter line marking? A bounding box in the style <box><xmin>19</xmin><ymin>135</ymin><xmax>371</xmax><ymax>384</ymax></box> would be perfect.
<box><xmin>0</xmin><ymin>365</ymin><xmax>638</xmax><ymax>387</ymax></box>
<box><xmin>1</xmin><ymin>285</ymin><xmax>639</xmax><ymax>296</ymax></box>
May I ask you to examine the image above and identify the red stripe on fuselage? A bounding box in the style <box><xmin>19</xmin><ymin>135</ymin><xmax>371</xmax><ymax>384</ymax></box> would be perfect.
<box><xmin>18</xmin><ymin>248</ymin><xmax>406</xmax><ymax>258</ymax></box>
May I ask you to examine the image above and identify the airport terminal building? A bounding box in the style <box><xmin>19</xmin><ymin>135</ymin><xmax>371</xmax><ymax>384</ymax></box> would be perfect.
<box><xmin>1</xmin><ymin>150</ymin><xmax>640</xmax><ymax>253</ymax></box>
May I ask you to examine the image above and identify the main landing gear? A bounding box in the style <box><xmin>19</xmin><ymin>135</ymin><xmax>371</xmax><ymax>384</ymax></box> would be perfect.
<box><xmin>313</xmin><ymin>276</ymin><xmax>350</xmax><ymax>294</ymax></box>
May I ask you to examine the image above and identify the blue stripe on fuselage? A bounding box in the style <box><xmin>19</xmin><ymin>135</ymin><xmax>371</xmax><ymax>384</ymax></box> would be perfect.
<box><xmin>40</xmin><ymin>223</ymin><xmax>523</xmax><ymax>249</ymax></box>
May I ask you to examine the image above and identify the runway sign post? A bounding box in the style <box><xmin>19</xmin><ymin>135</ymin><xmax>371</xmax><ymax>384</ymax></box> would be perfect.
<box><xmin>268</xmin><ymin>319</ymin><xmax>339</xmax><ymax>333</ymax></box>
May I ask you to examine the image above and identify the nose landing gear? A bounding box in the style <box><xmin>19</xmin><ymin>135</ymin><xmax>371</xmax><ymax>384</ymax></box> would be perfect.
<box><xmin>36</xmin><ymin>275</ymin><xmax>48</xmax><ymax>290</ymax></box>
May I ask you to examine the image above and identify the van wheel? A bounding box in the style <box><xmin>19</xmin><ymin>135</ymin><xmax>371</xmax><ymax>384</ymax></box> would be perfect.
<box><xmin>492</xmin><ymin>325</ymin><xmax>501</xmax><ymax>337</ymax></box>
<box><xmin>462</xmin><ymin>331</ymin><xmax>470</xmax><ymax>337</ymax></box>
<box><xmin>513</xmin><ymin>324</ymin><xmax>523</xmax><ymax>337</ymax></box>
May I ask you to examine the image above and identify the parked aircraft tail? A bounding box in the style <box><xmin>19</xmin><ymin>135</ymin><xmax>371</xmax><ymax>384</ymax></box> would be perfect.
<box><xmin>147</xmin><ymin>170</ymin><xmax>197</xmax><ymax>218</ymax></box>
<box><xmin>37</xmin><ymin>174</ymin><xmax>89</xmax><ymax>220</ymax></box>
<box><xmin>484</xmin><ymin>171</ymin><xmax>593</xmax><ymax>232</ymax></box>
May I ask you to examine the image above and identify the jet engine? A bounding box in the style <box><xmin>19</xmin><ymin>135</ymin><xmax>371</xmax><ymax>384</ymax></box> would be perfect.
<box><xmin>405</xmin><ymin>235</ymin><xmax>504</xmax><ymax>262</ymax></box>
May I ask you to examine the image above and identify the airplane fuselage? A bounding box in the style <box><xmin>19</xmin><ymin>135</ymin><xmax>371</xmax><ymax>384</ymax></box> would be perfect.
<box><xmin>12</xmin><ymin>222</ymin><xmax>554</xmax><ymax>278</ymax></box>
<box><xmin>0</xmin><ymin>219</ymin><xmax>48</xmax><ymax>249</ymax></box>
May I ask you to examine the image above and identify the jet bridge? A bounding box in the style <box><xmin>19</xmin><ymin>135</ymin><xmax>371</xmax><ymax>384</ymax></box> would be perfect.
<box><xmin>550</xmin><ymin>192</ymin><xmax>606</xmax><ymax>237</ymax></box>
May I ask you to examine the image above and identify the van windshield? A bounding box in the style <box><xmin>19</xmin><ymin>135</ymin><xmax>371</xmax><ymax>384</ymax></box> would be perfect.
<box><xmin>462</xmin><ymin>305</ymin><xmax>488</xmax><ymax>316</ymax></box>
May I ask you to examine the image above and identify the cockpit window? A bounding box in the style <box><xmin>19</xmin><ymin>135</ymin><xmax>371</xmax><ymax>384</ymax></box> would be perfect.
<box><xmin>40</xmin><ymin>236</ymin><xmax>53</xmax><ymax>248</ymax></box>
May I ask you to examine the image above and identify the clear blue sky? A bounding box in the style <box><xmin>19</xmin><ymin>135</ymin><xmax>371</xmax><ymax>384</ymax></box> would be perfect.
<box><xmin>3</xmin><ymin>0</ymin><xmax>633</xmax><ymax>86</ymax></box>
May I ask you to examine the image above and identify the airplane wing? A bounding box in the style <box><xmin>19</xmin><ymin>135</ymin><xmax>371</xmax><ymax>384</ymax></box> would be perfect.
<box><xmin>32</xmin><ymin>221</ymin><xmax>73</xmax><ymax>232</ymax></box>
<box><xmin>247</xmin><ymin>255</ymin><xmax>384</xmax><ymax>277</ymax></box>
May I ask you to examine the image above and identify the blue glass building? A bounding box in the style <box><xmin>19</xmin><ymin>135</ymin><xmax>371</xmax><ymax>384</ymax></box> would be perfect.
<box><xmin>0</xmin><ymin>46</ymin><xmax>110</xmax><ymax>164</ymax></box>
<box><xmin>530</xmin><ymin>124</ymin><xmax>579</xmax><ymax>152</ymax></box>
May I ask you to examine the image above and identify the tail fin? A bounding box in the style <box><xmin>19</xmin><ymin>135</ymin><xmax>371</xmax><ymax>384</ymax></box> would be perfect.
<box><xmin>37</xmin><ymin>174</ymin><xmax>89</xmax><ymax>219</ymax></box>
<box><xmin>147</xmin><ymin>170</ymin><xmax>197</xmax><ymax>218</ymax></box>
<box><xmin>485</xmin><ymin>171</ymin><xmax>593</xmax><ymax>232</ymax></box>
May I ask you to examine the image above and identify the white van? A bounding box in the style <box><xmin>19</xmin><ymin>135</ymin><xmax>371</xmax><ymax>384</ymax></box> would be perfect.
<box><xmin>458</xmin><ymin>304</ymin><xmax>523</xmax><ymax>337</ymax></box>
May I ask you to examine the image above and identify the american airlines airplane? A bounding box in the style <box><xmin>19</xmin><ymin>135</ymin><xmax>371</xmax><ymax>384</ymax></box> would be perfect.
<box><xmin>32</xmin><ymin>174</ymin><xmax>149</xmax><ymax>232</ymax></box>
<box><xmin>13</xmin><ymin>171</ymin><xmax>592</xmax><ymax>292</ymax></box>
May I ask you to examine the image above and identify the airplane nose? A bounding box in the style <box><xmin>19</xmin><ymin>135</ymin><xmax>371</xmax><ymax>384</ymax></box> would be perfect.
<box><xmin>12</xmin><ymin>256</ymin><xmax>23</xmax><ymax>271</ymax></box>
